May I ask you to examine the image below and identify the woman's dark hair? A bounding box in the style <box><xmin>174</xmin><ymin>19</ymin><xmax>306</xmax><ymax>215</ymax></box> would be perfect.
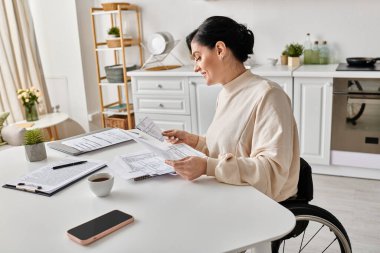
<box><xmin>186</xmin><ymin>16</ymin><xmax>254</xmax><ymax>62</ymax></box>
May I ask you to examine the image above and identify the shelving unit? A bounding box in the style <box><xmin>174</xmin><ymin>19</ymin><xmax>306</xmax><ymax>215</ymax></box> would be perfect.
<box><xmin>90</xmin><ymin>4</ymin><xmax>143</xmax><ymax>129</ymax></box>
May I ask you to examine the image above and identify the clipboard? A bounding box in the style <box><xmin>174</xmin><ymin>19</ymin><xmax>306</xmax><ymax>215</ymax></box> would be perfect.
<box><xmin>2</xmin><ymin>160</ymin><xmax>107</xmax><ymax>197</ymax></box>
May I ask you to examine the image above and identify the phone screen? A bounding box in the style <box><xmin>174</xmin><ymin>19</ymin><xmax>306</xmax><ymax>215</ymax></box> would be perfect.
<box><xmin>67</xmin><ymin>210</ymin><xmax>133</xmax><ymax>241</ymax></box>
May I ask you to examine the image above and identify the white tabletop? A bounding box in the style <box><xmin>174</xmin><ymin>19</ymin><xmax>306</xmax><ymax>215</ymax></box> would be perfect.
<box><xmin>13</xmin><ymin>112</ymin><xmax>69</xmax><ymax>129</ymax></box>
<box><xmin>0</xmin><ymin>141</ymin><xmax>295</xmax><ymax>253</ymax></box>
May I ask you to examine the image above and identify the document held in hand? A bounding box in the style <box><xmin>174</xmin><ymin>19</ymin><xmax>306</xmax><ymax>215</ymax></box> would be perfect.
<box><xmin>123</xmin><ymin>129</ymin><xmax>205</xmax><ymax>161</ymax></box>
<box><xmin>111</xmin><ymin>117</ymin><xmax>206</xmax><ymax>180</ymax></box>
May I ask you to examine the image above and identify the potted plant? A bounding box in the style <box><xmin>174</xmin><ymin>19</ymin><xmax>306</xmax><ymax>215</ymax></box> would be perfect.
<box><xmin>107</xmin><ymin>26</ymin><xmax>120</xmax><ymax>38</ymax></box>
<box><xmin>106</xmin><ymin>26</ymin><xmax>121</xmax><ymax>48</ymax></box>
<box><xmin>286</xmin><ymin>43</ymin><xmax>304</xmax><ymax>68</ymax></box>
<box><xmin>24</xmin><ymin>128</ymin><xmax>47</xmax><ymax>162</ymax></box>
<box><xmin>280</xmin><ymin>49</ymin><xmax>288</xmax><ymax>65</ymax></box>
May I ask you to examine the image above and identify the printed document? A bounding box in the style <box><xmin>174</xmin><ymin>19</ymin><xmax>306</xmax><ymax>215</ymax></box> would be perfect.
<box><xmin>136</xmin><ymin>117</ymin><xmax>165</xmax><ymax>142</ymax></box>
<box><xmin>112</xmin><ymin>150</ymin><xmax>175</xmax><ymax>180</ymax></box>
<box><xmin>62</xmin><ymin>128</ymin><xmax>132</xmax><ymax>152</ymax></box>
<box><xmin>124</xmin><ymin>129</ymin><xmax>205</xmax><ymax>160</ymax></box>
<box><xmin>110</xmin><ymin>117</ymin><xmax>206</xmax><ymax>180</ymax></box>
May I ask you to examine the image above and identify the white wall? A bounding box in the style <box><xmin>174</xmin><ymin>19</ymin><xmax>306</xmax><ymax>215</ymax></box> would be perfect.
<box><xmin>29</xmin><ymin>0</ymin><xmax>380</xmax><ymax>131</ymax></box>
<box><xmin>29</xmin><ymin>0</ymin><xmax>90</xmax><ymax>135</ymax></box>
<box><xmin>128</xmin><ymin>0</ymin><xmax>380</xmax><ymax>65</ymax></box>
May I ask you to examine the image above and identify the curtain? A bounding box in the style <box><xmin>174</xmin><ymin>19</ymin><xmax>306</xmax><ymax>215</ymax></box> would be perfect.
<box><xmin>0</xmin><ymin>0</ymin><xmax>51</xmax><ymax>123</ymax></box>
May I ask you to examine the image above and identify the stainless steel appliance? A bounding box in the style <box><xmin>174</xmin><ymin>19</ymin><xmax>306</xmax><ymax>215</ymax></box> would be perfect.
<box><xmin>332</xmin><ymin>77</ymin><xmax>380</xmax><ymax>154</ymax></box>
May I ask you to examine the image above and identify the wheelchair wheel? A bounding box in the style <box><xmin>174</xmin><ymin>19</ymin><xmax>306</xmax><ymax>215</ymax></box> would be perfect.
<box><xmin>272</xmin><ymin>204</ymin><xmax>351</xmax><ymax>253</ymax></box>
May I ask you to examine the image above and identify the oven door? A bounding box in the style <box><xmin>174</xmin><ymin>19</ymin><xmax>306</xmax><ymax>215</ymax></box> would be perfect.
<box><xmin>332</xmin><ymin>78</ymin><xmax>380</xmax><ymax>154</ymax></box>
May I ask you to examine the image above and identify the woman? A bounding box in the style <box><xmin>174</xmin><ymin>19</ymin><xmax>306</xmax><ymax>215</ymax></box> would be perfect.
<box><xmin>163</xmin><ymin>16</ymin><xmax>300</xmax><ymax>202</ymax></box>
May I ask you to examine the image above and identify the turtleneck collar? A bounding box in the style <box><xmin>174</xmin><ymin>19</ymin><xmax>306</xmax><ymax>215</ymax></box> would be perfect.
<box><xmin>223</xmin><ymin>70</ymin><xmax>254</xmax><ymax>93</ymax></box>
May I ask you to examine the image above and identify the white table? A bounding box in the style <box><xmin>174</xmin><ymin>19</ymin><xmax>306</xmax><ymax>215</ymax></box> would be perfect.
<box><xmin>12</xmin><ymin>112</ymin><xmax>69</xmax><ymax>140</ymax></box>
<box><xmin>0</xmin><ymin>141</ymin><xmax>295</xmax><ymax>253</ymax></box>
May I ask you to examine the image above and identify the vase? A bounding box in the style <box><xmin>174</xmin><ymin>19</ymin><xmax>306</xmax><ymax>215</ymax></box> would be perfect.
<box><xmin>24</xmin><ymin>143</ymin><xmax>47</xmax><ymax>162</ymax></box>
<box><xmin>25</xmin><ymin>103</ymin><xmax>39</xmax><ymax>122</ymax></box>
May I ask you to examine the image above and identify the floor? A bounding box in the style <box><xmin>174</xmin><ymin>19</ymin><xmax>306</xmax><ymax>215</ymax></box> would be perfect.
<box><xmin>311</xmin><ymin>174</ymin><xmax>380</xmax><ymax>252</ymax></box>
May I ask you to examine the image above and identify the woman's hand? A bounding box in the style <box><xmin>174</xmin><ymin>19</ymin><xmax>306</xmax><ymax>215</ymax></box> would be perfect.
<box><xmin>165</xmin><ymin>156</ymin><xmax>207</xmax><ymax>181</ymax></box>
<box><xmin>162</xmin><ymin>129</ymin><xmax>199</xmax><ymax>148</ymax></box>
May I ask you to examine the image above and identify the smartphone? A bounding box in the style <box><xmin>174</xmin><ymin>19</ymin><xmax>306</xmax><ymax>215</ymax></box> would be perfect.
<box><xmin>67</xmin><ymin>210</ymin><xmax>134</xmax><ymax>245</ymax></box>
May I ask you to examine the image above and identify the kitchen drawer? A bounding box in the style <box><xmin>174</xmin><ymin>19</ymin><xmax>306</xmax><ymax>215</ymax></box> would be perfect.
<box><xmin>133</xmin><ymin>77</ymin><xmax>188</xmax><ymax>96</ymax></box>
<box><xmin>135</xmin><ymin>113</ymin><xmax>192</xmax><ymax>131</ymax></box>
<box><xmin>134</xmin><ymin>96</ymin><xmax>190</xmax><ymax>115</ymax></box>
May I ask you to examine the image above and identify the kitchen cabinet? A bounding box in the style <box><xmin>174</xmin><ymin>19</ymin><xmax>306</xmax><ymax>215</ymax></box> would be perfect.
<box><xmin>293</xmin><ymin>77</ymin><xmax>333</xmax><ymax>165</ymax></box>
<box><xmin>132</xmin><ymin>76</ymin><xmax>193</xmax><ymax>131</ymax></box>
<box><xmin>189</xmin><ymin>77</ymin><xmax>222</xmax><ymax>135</ymax></box>
<box><xmin>253</xmin><ymin>65</ymin><xmax>294</xmax><ymax>104</ymax></box>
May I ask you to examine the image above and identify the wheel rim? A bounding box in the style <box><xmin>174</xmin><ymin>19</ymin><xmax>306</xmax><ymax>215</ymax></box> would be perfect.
<box><xmin>278</xmin><ymin>215</ymin><xmax>352</xmax><ymax>253</ymax></box>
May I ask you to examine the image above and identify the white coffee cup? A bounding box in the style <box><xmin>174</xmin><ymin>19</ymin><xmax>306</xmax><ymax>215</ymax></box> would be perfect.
<box><xmin>87</xmin><ymin>172</ymin><xmax>114</xmax><ymax>197</ymax></box>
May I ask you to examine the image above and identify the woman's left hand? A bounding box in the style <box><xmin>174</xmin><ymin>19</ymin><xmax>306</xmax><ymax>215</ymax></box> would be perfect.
<box><xmin>165</xmin><ymin>156</ymin><xmax>207</xmax><ymax>181</ymax></box>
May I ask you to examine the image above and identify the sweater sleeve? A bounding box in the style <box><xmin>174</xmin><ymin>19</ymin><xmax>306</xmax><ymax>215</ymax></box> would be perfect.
<box><xmin>195</xmin><ymin>136</ymin><xmax>209</xmax><ymax>156</ymax></box>
<box><xmin>206</xmin><ymin>87</ymin><xmax>297</xmax><ymax>201</ymax></box>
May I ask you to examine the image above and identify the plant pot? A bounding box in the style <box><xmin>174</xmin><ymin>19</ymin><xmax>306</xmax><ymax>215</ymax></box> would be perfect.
<box><xmin>288</xmin><ymin>57</ymin><xmax>300</xmax><ymax>68</ymax></box>
<box><xmin>106</xmin><ymin>37</ymin><xmax>133</xmax><ymax>48</ymax></box>
<box><xmin>280</xmin><ymin>55</ymin><xmax>288</xmax><ymax>65</ymax></box>
<box><xmin>25</xmin><ymin>143</ymin><xmax>47</xmax><ymax>162</ymax></box>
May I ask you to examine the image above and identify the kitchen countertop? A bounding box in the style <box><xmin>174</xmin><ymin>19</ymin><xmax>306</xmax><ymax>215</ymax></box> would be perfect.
<box><xmin>128</xmin><ymin>65</ymin><xmax>199</xmax><ymax>77</ymax></box>
<box><xmin>293</xmin><ymin>64</ymin><xmax>380</xmax><ymax>78</ymax></box>
<box><xmin>128</xmin><ymin>64</ymin><xmax>296</xmax><ymax>77</ymax></box>
<box><xmin>128</xmin><ymin>64</ymin><xmax>380</xmax><ymax>78</ymax></box>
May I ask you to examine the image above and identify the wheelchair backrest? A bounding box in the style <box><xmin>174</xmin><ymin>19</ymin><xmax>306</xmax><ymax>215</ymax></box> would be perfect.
<box><xmin>297</xmin><ymin>158</ymin><xmax>314</xmax><ymax>202</ymax></box>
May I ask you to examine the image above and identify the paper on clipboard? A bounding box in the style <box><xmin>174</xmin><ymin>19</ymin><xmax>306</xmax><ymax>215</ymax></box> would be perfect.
<box><xmin>4</xmin><ymin>159</ymin><xmax>106</xmax><ymax>195</ymax></box>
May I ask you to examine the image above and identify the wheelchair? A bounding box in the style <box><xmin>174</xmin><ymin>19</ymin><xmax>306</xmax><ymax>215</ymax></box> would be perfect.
<box><xmin>271</xmin><ymin>158</ymin><xmax>352</xmax><ymax>253</ymax></box>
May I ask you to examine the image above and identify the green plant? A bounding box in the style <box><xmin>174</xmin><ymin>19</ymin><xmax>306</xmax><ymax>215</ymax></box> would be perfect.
<box><xmin>281</xmin><ymin>49</ymin><xmax>288</xmax><ymax>56</ymax></box>
<box><xmin>286</xmin><ymin>43</ymin><xmax>304</xmax><ymax>57</ymax></box>
<box><xmin>24</xmin><ymin>129</ymin><xmax>44</xmax><ymax>145</ymax></box>
<box><xmin>107</xmin><ymin>26</ymin><xmax>120</xmax><ymax>37</ymax></box>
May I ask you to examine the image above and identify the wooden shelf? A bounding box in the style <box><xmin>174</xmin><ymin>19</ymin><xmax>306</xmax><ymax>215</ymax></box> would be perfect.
<box><xmin>95</xmin><ymin>39</ymin><xmax>140</xmax><ymax>51</ymax></box>
<box><xmin>91</xmin><ymin>4</ymin><xmax>143</xmax><ymax>129</ymax></box>
<box><xmin>91</xmin><ymin>5</ymin><xmax>139</xmax><ymax>15</ymax></box>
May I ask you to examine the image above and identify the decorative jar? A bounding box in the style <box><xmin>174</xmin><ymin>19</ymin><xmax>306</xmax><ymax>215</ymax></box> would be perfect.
<box><xmin>25</xmin><ymin>103</ymin><xmax>39</xmax><ymax>122</ymax></box>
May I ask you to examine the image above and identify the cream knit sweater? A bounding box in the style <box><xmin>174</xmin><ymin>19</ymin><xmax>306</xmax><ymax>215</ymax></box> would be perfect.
<box><xmin>195</xmin><ymin>70</ymin><xmax>300</xmax><ymax>202</ymax></box>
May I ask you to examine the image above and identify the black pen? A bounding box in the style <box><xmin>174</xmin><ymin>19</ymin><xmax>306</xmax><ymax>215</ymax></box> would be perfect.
<box><xmin>52</xmin><ymin>161</ymin><xmax>87</xmax><ymax>170</ymax></box>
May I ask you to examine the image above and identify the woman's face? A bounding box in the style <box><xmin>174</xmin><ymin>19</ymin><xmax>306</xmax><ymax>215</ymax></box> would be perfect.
<box><xmin>191</xmin><ymin>41</ymin><xmax>223</xmax><ymax>85</ymax></box>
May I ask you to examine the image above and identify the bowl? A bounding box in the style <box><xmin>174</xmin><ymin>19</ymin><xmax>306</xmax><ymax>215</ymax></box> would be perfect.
<box><xmin>268</xmin><ymin>58</ymin><xmax>278</xmax><ymax>66</ymax></box>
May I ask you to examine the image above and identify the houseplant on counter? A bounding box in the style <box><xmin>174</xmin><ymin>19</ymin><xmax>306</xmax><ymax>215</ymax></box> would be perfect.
<box><xmin>286</xmin><ymin>43</ymin><xmax>304</xmax><ymax>68</ymax></box>
<box><xmin>24</xmin><ymin>128</ymin><xmax>47</xmax><ymax>162</ymax></box>
<box><xmin>280</xmin><ymin>49</ymin><xmax>288</xmax><ymax>65</ymax></box>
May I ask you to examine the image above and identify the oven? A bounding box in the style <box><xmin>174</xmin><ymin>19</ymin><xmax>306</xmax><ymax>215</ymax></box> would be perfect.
<box><xmin>332</xmin><ymin>78</ymin><xmax>380</xmax><ymax>154</ymax></box>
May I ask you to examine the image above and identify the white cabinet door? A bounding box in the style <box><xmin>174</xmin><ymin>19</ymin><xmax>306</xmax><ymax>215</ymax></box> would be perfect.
<box><xmin>293</xmin><ymin>77</ymin><xmax>333</xmax><ymax>165</ymax></box>
<box><xmin>264</xmin><ymin>76</ymin><xmax>293</xmax><ymax>105</ymax></box>
<box><xmin>189</xmin><ymin>78</ymin><xmax>222</xmax><ymax>135</ymax></box>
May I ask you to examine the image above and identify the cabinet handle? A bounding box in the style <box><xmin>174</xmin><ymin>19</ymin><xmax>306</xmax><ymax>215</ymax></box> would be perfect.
<box><xmin>157</xmin><ymin>84</ymin><xmax>163</xmax><ymax>88</ymax></box>
<box><xmin>190</xmin><ymin>81</ymin><xmax>196</xmax><ymax>85</ymax></box>
<box><xmin>158</xmin><ymin>103</ymin><xmax>164</xmax><ymax>108</ymax></box>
